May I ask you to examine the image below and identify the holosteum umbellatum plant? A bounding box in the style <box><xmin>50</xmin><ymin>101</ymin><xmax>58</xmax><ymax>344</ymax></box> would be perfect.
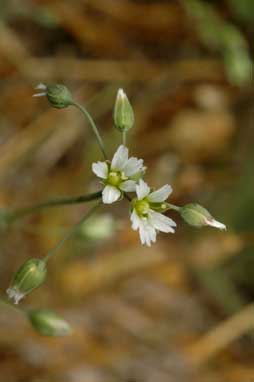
<box><xmin>1</xmin><ymin>84</ymin><xmax>226</xmax><ymax>336</ymax></box>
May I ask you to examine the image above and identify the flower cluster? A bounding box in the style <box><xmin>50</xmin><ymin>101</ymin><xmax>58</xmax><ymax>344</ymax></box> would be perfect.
<box><xmin>92</xmin><ymin>143</ymin><xmax>226</xmax><ymax>245</ymax></box>
<box><xmin>92</xmin><ymin>145</ymin><xmax>177</xmax><ymax>246</ymax></box>
<box><xmin>90</xmin><ymin>89</ymin><xmax>226</xmax><ymax>246</ymax></box>
<box><xmin>32</xmin><ymin>84</ymin><xmax>226</xmax><ymax>248</ymax></box>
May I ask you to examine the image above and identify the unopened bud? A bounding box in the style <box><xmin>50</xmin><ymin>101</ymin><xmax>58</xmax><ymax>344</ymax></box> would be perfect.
<box><xmin>113</xmin><ymin>89</ymin><xmax>134</xmax><ymax>132</ymax></box>
<box><xmin>28</xmin><ymin>309</ymin><xmax>71</xmax><ymax>336</ymax></box>
<box><xmin>180</xmin><ymin>203</ymin><xmax>226</xmax><ymax>230</ymax></box>
<box><xmin>7</xmin><ymin>258</ymin><xmax>47</xmax><ymax>304</ymax></box>
<box><xmin>33</xmin><ymin>83</ymin><xmax>73</xmax><ymax>109</ymax></box>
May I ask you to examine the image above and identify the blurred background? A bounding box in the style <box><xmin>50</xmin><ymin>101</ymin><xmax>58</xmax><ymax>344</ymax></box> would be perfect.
<box><xmin>0</xmin><ymin>0</ymin><xmax>253</xmax><ymax>381</ymax></box>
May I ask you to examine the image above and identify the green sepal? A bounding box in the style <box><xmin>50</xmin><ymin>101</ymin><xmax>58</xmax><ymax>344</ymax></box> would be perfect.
<box><xmin>47</xmin><ymin>84</ymin><xmax>73</xmax><ymax>109</ymax></box>
<box><xmin>179</xmin><ymin>203</ymin><xmax>211</xmax><ymax>227</ymax></box>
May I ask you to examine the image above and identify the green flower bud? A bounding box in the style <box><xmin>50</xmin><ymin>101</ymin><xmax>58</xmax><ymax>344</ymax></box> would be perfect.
<box><xmin>113</xmin><ymin>89</ymin><xmax>134</xmax><ymax>132</ymax></box>
<box><xmin>7</xmin><ymin>258</ymin><xmax>47</xmax><ymax>304</ymax></box>
<box><xmin>33</xmin><ymin>83</ymin><xmax>73</xmax><ymax>109</ymax></box>
<box><xmin>28</xmin><ymin>309</ymin><xmax>71</xmax><ymax>336</ymax></box>
<box><xmin>179</xmin><ymin>203</ymin><xmax>226</xmax><ymax>230</ymax></box>
<box><xmin>46</xmin><ymin>84</ymin><xmax>73</xmax><ymax>109</ymax></box>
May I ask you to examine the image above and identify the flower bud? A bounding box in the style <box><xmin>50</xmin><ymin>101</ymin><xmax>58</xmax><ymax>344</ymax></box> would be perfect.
<box><xmin>179</xmin><ymin>203</ymin><xmax>226</xmax><ymax>230</ymax></box>
<box><xmin>28</xmin><ymin>309</ymin><xmax>71</xmax><ymax>336</ymax></box>
<box><xmin>33</xmin><ymin>83</ymin><xmax>73</xmax><ymax>109</ymax></box>
<box><xmin>113</xmin><ymin>89</ymin><xmax>134</xmax><ymax>132</ymax></box>
<box><xmin>7</xmin><ymin>258</ymin><xmax>47</xmax><ymax>304</ymax></box>
<box><xmin>46</xmin><ymin>84</ymin><xmax>73</xmax><ymax>109</ymax></box>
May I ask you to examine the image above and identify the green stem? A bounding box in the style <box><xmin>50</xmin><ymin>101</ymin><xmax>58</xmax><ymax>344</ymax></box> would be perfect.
<box><xmin>0</xmin><ymin>296</ymin><xmax>25</xmax><ymax>313</ymax></box>
<box><xmin>122</xmin><ymin>131</ymin><xmax>127</xmax><ymax>146</ymax></box>
<box><xmin>44</xmin><ymin>201</ymin><xmax>101</xmax><ymax>263</ymax></box>
<box><xmin>167</xmin><ymin>203</ymin><xmax>180</xmax><ymax>212</ymax></box>
<box><xmin>6</xmin><ymin>191</ymin><xmax>102</xmax><ymax>223</ymax></box>
<box><xmin>71</xmin><ymin>101</ymin><xmax>107</xmax><ymax>160</ymax></box>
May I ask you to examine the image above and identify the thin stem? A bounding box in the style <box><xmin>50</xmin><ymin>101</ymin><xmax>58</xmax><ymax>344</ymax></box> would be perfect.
<box><xmin>167</xmin><ymin>203</ymin><xmax>180</xmax><ymax>212</ymax></box>
<box><xmin>122</xmin><ymin>131</ymin><xmax>127</xmax><ymax>146</ymax></box>
<box><xmin>71</xmin><ymin>101</ymin><xmax>107</xmax><ymax>160</ymax></box>
<box><xmin>0</xmin><ymin>296</ymin><xmax>25</xmax><ymax>314</ymax></box>
<box><xmin>6</xmin><ymin>191</ymin><xmax>102</xmax><ymax>223</ymax></box>
<box><xmin>44</xmin><ymin>201</ymin><xmax>101</xmax><ymax>263</ymax></box>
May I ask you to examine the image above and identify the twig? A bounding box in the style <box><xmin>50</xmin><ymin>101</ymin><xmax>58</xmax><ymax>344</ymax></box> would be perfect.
<box><xmin>5</xmin><ymin>191</ymin><xmax>102</xmax><ymax>223</ymax></box>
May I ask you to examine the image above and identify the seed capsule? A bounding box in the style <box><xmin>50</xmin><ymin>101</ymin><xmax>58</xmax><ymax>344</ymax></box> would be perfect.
<box><xmin>7</xmin><ymin>258</ymin><xmax>47</xmax><ymax>304</ymax></box>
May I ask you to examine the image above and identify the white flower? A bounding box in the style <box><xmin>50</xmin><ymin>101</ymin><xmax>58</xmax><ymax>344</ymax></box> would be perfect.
<box><xmin>92</xmin><ymin>145</ymin><xmax>145</xmax><ymax>204</ymax></box>
<box><xmin>33</xmin><ymin>83</ymin><xmax>47</xmax><ymax>97</ymax></box>
<box><xmin>130</xmin><ymin>180</ymin><xmax>176</xmax><ymax>246</ymax></box>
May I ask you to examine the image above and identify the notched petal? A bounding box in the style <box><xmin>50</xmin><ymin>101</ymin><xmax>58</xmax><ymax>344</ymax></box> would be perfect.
<box><xmin>92</xmin><ymin>161</ymin><xmax>108</xmax><ymax>179</ymax></box>
<box><xmin>102</xmin><ymin>185</ymin><xmax>121</xmax><ymax>204</ymax></box>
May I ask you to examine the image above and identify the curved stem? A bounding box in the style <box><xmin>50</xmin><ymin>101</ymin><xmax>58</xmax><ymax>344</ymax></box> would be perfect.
<box><xmin>6</xmin><ymin>191</ymin><xmax>102</xmax><ymax>223</ymax></box>
<box><xmin>44</xmin><ymin>201</ymin><xmax>101</xmax><ymax>263</ymax></box>
<box><xmin>71</xmin><ymin>101</ymin><xmax>107</xmax><ymax>160</ymax></box>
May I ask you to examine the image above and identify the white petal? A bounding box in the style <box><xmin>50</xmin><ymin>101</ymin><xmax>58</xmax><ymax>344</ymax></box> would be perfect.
<box><xmin>33</xmin><ymin>92</ymin><xmax>47</xmax><ymax>97</ymax></box>
<box><xmin>123</xmin><ymin>157</ymin><xmax>144</xmax><ymax>177</ymax></box>
<box><xmin>92</xmin><ymin>161</ymin><xmax>108</xmax><ymax>179</ymax></box>
<box><xmin>130</xmin><ymin>210</ymin><xmax>156</xmax><ymax>246</ymax></box>
<box><xmin>138</xmin><ymin>219</ymin><xmax>156</xmax><ymax>246</ymax></box>
<box><xmin>35</xmin><ymin>83</ymin><xmax>47</xmax><ymax>90</ymax></box>
<box><xmin>102</xmin><ymin>185</ymin><xmax>121</xmax><ymax>204</ymax></box>
<box><xmin>111</xmin><ymin>145</ymin><xmax>129</xmax><ymax>170</ymax></box>
<box><xmin>148</xmin><ymin>210</ymin><xmax>176</xmax><ymax>233</ymax></box>
<box><xmin>119</xmin><ymin>180</ymin><xmax>136</xmax><ymax>192</ymax></box>
<box><xmin>117</xmin><ymin>88</ymin><xmax>126</xmax><ymax>99</ymax></box>
<box><xmin>139</xmin><ymin>224</ymin><xmax>149</xmax><ymax>246</ymax></box>
<box><xmin>205</xmin><ymin>218</ymin><xmax>226</xmax><ymax>230</ymax></box>
<box><xmin>136</xmin><ymin>179</ymin><xmax>150</xmax><ymax>200</ymax></box>
<box><xmin>147</xmin><ymin>184</ymin><xmax>172</xmax><ymax>203</ymax></box>
<box><xmin>130</xmin><ymin>209</ymin><xmax>141</xmax><ymax>230</ymax></box>
<box><xmin>145</xmin><ymin>222</ymin><xmax>157</xmax><ymax>244</ymax></box>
